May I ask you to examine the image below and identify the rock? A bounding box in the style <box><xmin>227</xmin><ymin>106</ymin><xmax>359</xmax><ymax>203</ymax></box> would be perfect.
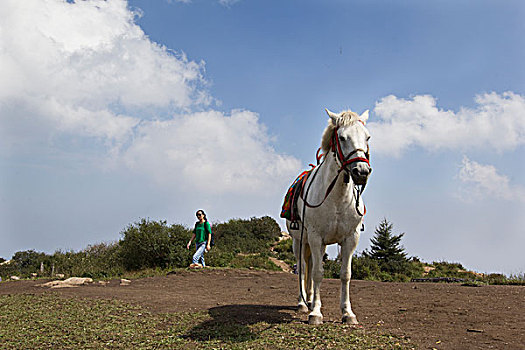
<box><xmin>31</xmin><ymin>273</ymin><xmax>38</xmax><ymax>278</ymax></box>
<box><xmin>40</xmin><ymin>280</ymin><xmax>64</xmax><ymax>288</ymax></box>
<box><xmin>51</xmin><ymin>284</ymin><xmax>79</xmax><ymax>289</ymax></box>
<box><xmin>55</xmin><ymin>274</ymin><xmax>65</xmax><ymax>279</ymax></box>
<box><xmin>64</xmin><ymin>277</ymin><xmax>93</xmax><ymax>285</ymax></box>
<box><xmin>10</xmin><ymin>276</ymin><xmax>20</xmax><ymax>280</ymax></box>
<box><xmin>120</xmin><ymin>278</ymin><xmax>131</xmax><ymax>286</ymax></box>
<box><xmin>98</xmin><ymin>281</ymin><xmax>110</xmax><ymax>286</ymax></box>
<box><xmin>39</xmin><ymin>277</ymin><xmax>93</xmax><ymax>288</ymax></box>
<box><xmin>467</xmin><ymin>328</ymin><xmax>484</xmax><ymax>333</ymax></box>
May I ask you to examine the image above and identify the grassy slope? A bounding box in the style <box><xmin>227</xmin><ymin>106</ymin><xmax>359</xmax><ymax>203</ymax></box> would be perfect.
<box><xmin>0</xmin><ymin>294</ymin><xmax>411</xmax><ymax>349</ymax></box>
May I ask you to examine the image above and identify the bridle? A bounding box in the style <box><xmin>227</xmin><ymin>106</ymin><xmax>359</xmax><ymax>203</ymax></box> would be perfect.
<box><xmin>332</xmin><ymin>128</ymin><xmax>370</xmax><ymax>172</ymax></box>
<box><xmin>300</xmin><ymin>125</ymin><xmax>371</xmax><ymax>212</ymax></box>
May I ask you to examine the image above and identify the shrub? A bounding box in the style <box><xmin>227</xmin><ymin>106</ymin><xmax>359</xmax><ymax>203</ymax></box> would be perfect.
<box><xmin>273</xmin><ymin>238</ymin><xmax>295</xmax><ymax>267</ymax></box>
<box><xmin>324</xmin><ymin>258</ymin><xmax>341</xmax><ymax>279</ymax></box>
<box><xmin>119</xmin><ymin>219</ymin><xmax>193</xmax><ymax>270</ymax></box>
<box><xmin>504</xmin><ymin>273</ymin><xmax>525</xmax><ymax>286</ymax></box>
<box><xmin>117</xmin><ymin>216</ymin><xmax>282</xmax><ymax>271</ymax></box>
<box><xmin>0</xmin><ymin>250</ymin><xmax>51</xmax><ymax>278</ymax></box>
<box><xmin>351</xmin><ymin>255</ymin><xmax>382</xmax><ymax>280</ymax></box>
<box><xmin>320</xmin><ymin>254</ymin><xmax>424</xmax><ymax>282</ymax></box>
<box><xmin>205</xmin><ymin>250</ymin><xmax>236</xmax><ymax>267</ymax></box>
<box><xmin>212</xmin><ymin>216</ymin><xmax>281</xmax><ymax>255</ymax></box>
<box><xmin>0</xmin><ymin>260</ymin><xmax>17</xmax><ymax>280</ymax></box>
<box><xmin>485</xmin><ymin>273</ymin><xmax>507</xmax><ymax>285</ymax></box>
<box><xmin>426</xmin><ymin>261</ymin><xmax>471</xmax><ymax>279</ymax></box>
<box><xmin>50</xmin><ymin>242</ymin><xmax>125</xmax><ymax>279</ymax></box>
<box><xmin>166</xmin><ymin>224</ymin><xmax>194</xmax><ymax>268</ymax></box>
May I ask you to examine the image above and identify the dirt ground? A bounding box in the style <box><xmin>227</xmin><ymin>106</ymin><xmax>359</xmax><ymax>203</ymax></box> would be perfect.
<box><xmin>1</xmin><ymin>269</ymin><xmax>523</xmax><ymax>349</ymax></box>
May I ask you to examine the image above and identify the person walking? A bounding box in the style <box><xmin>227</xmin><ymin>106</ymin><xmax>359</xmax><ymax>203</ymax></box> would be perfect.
<box><xmin>187</xmin><ymin>209</ymin><xmax>212</xmax><ymax>268</ymax></box>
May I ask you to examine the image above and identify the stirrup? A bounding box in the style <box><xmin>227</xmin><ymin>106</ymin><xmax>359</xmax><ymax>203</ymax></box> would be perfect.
<box><xmin>290</xmin><ymin>221</ymin><xmax>300</xmax><ymax>230</ymax></box>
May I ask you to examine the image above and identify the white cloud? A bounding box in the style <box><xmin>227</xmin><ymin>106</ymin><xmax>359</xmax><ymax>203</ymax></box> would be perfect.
<box><xmin>166</xmin><ymin>0</ymin><xmax>242</xmax><ymax>6</ymax></box>
<box><xmin>369</xmin><ymin>92</ymin><xmax>525</xmax><ymax>156</ymax></box>
<box><xmin>123</xmin><ymin>109</ymin><xmax>301</xmax><ymax>195</ymax></box>
<box><xmin>457</xmin><ymin>157</ymin><xmax>525</xmax><ymax>202</ymax></box>
<box><xmin>0</xmin><ymin>0</ymin><xmax>207</xmax><ymax>152</ymax></box>
<box><xmin>0</xmin><ymin>0</ymin><xmax>299</xmax><ymax>197</ymax></box>
<box><xmin>218</xmin><ymin>0</ymin><xmax>242</xmax><ymax>6</ymax></box>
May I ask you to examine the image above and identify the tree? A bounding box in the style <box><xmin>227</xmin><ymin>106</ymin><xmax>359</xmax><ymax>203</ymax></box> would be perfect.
<box><xmin>364</xmin><ymin>218</ymin><xmax>409</xmax><ymax>274</ymax></box>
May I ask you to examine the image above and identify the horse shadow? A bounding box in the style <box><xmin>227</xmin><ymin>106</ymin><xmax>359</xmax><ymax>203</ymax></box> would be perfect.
<box><xmin>184</xmin><ymin>304</ymin><xmax>296</xmax><ymax>343</ymax></box>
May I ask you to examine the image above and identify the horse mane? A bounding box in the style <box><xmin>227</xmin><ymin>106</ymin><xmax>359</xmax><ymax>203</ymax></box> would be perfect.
<box><xmin>321</xmin><ymin>110</ymin><xmax>361</xmax><ymax>153</ymax></box>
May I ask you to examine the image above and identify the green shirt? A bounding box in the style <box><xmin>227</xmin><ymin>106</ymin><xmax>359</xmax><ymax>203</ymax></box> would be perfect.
<box><xmin>193</xmin><ymin>221</ymin><xmax>211</xmax><ymax>244</ymax></box>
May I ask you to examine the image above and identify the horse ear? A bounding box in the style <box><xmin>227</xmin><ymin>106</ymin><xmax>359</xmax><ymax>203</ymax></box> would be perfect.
<box><xmin>360</xmin><ymin>110</ymin><xmax>369</xmax><ymax>124</ymax></box>
<box><xmin>325</xmin><ymin>108</ymin><xmax>339</xmax><ymax>124</ymax></box>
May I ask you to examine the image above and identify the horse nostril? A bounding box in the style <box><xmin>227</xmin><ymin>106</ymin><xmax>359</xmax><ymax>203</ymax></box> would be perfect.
<box><xmin>352</xmin><ymin>168</ymin><xmax>359</xmax><ymax>176</ymax></box>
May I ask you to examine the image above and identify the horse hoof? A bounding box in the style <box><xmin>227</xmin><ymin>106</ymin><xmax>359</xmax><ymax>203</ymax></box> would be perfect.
<box><xmin>308</xmin><ymin>315</ymin><xmax>323</xmax><ymax>325</ymax></box>
<box><xmin>297</xmin><ymin>304</ymin><xmax>309</xmax><ymax>313</ymax></box>
<box><xmin>342</xmin><ymin>315</ymin><xmax>358</xmax><ymax>325</ymax></box>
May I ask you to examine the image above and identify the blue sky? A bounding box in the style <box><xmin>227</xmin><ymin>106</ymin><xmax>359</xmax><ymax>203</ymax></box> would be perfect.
<box><xmin>1</xmin><ymin>0</ymin><xmax>524</xmax><ymax>275</ymax></box>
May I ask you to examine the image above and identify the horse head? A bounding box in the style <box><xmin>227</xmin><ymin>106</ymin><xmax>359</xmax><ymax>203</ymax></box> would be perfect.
<box><xmin>324</xmin><ymin>108</ymin><xmax>372</xmax><ymax>185</ymax></box>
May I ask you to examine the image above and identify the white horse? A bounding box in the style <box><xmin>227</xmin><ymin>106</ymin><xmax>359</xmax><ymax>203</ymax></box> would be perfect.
<box><xmin>286</xmin><ymin>108</ymin><xmax>371</xmax><ymax>325</ymax></box>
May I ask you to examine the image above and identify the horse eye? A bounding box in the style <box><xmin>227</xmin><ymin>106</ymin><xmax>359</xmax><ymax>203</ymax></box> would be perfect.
<box><xmin>366</xmin><ymin>136</ymin><xmax>371</xmax><ymax>141</ymax></box>
<box><xmin>339</xmin><ymin>135</ymin><xmax>346</xmax><ymax>141</ymax></box>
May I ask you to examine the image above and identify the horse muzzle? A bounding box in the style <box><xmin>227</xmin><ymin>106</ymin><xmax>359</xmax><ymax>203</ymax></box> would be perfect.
<box><xmin>350</xmin><ymin>163</ymin><xmax>371</xmax><ymax>185</ymax></box>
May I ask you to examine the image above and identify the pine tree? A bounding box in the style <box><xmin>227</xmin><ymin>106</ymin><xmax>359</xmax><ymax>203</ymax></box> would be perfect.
<box><xmin>364</xmin><ymin>218</ymin><xmax>407</xmax><ymax>265</ymax></box>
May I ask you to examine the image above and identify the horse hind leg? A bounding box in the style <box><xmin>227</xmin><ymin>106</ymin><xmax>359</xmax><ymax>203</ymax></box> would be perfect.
<box><xmin>306</xmin><ymin>252</ymin><xmax>314</xmax><ymax>307</ymax></box>
<box><xmin>293</xmin><ymin>238</ymin><xmax>309</xmax><ymax>313</ymax></box>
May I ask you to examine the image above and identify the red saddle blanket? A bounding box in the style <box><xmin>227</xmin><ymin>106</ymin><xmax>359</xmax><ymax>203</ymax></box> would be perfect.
<box><xmin>280</xmin><ymin>169</ymin><xmax>312</xmax><ymax>221</ymax></box>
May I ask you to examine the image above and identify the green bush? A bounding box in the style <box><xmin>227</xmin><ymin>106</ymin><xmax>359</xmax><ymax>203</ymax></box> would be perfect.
<box><xmin>485</xmin><ymin>273</ymin><xmax>507</xmax><ymax>284</ymax></box>
<box><xmin>503</xmin><ymin>273</ymin><xmax>525</xmax><ymax>286</ymax></box>
<box><xmin>0</xmin><ymin>250</ymin><xmax>52</xmax><ymax>279</ymax></box>
<box><xmin>426</xmin><ymin>261</ymin><xmax>472</xmax><ymax>279</ymax></box>
<box><xmin>50</xmin><ymin>242</ymin><xmax>124</xmax><ymax>279</ymax></box>
<box><xmin>119</xmin><ymin>219</ymin><xmax>193</xmax><ymax>270</ymax></box>
<box><xmin>205</xmin><ymin>250</ymin><xmax>236</xmax><ymax>267</ymax></box>
<box><xmin>273</xmin><ymin>238</ymin><xmax>295</xmax><ymax>267</ymax></box>
<box><xmin>0</xmin><ymin>260</ymin><xmax>16</xmax><ymax>280</ymax></box>
<box><xmin>212</xmin><ymin>216</ymin><xmax>281</xmax><ymax>254</ymax></box>
<box><xmin>324</xmin><ymin>259</ymin><xmax>341</xmax><ymax>279</ymax></box>
<box><xmin>117</xmin><ymin>216</ymin><xmax>282</xmax><ymax>271</ymax></box>
<box><xmin>166</xmin><ymin>224</ymin><xmax>195</xmax><ymax>268</ymax></box>
<box><xmin>351</xmin><ymin>255</ymin><xmax>382</xmax><ymax>280</ymax></box>
<box><xmin>272</xmin><ymin>238</ymin><xmax>292</xmax><ymax>254</ymax></box>
<box><xmin>321</xmin><ymin>254</ymin><xmax>424</xmax><ymax>282</ymax></box>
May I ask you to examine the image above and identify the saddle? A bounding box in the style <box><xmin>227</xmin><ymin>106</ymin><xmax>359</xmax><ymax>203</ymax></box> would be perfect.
<box><xmin>280</xmin><ymin>149</ymin><xmax>324</xmax><ymax>230</ymax></box>
<box><xmin>280</xmin><ymin>169</ymin><xmax>311</xmax><ymax>229</ymax></box>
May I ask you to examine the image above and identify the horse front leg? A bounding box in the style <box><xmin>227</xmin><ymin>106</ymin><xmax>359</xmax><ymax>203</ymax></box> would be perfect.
<box><xmin>308</xmin><ymin>236</ymin><xmax>326</xmax><ymax>325</ymax></box>
<box><xmin>340</xmin><ymin>234</ymin><xmax>359</xmax><ymax>324</ymax></box>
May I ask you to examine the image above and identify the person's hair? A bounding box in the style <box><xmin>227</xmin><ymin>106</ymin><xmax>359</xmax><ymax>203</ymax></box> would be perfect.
<box><xmin>196</xmin><ymin>209</ymin><xmax>207</xmax><ymax>222</ymax></box>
